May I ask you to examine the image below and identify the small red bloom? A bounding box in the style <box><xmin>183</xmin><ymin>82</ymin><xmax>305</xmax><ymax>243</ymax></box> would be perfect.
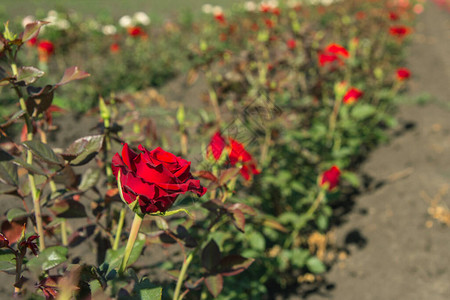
<box><xmin>214</xmin><ymin>12</ymin><xmax>226</xmax><ymax>24</ymax></box>
<box><xmin>389</xmin><ymin>11</ymin><xmax>399</xmax><ymax>20</ymax></box>
<box><xmin>110</xmin><ymin>43</ymin><xmax>120</xmax><ymax>53</ymax></box>
<box><xmin>37</xmin><ymin>40</ymin><xmax>54</xmax><ymax>55</ymax></box>
<box><xmin>319</xmin><ymin>43</ymin><xmax>349</xmax><ymax>67</ymax></box>
<box><xmin>320</xmin><ymin>166</ymin><xmax>341</xmax><ymax>191</ymax></box>
<box><xmin>27</xmin><ymin>37</ymin><xmax>37</xmax><ymax>47</ymax></box>
<box><xmin>207</xmin><ymin>132</ymin><xmax>260</xmax><ymax>181</ymax></box>
<box><xmin>271</xmin><ymin>7</ymin><xmax>281</xmax><ymax>16</ymax></box>
<box><xmin>343</xmin><ymin>88</ymin><xmax>363</xmax><ymax>104</ymax></box>
<box><xmin>287</xmin><ymin>39</ymin><xmax>296</xmax><ymax>50</ymax></box>
<box><xmin>208</xmin><ymin>132</ymin><xmax>227</xmax><ymax>160</ymax></box>
<box><xmin>19</xmin><ymin>235</ymin><xmax>39</xmax><ymax>256</ymax></box>
<box><xmin>228</xmin><ymin>139</ymin><xmax>261</xmax><ymax>181</ymax></box>
<box><xmin>264</xmin><ymin>18</ymin><xmax>274</xmax><ymax>28</ymax></box>
<box><xmin>389</xmin><ymin>26</ymin><xmax>411</xmax><ymax>37</ymax></box>
<box><xmin>127</xmin><ymin>26</ymin><xmax>145</xmax><ymax>37</ymax></box>
<box><xmin>260</xmin><ymin>3</ymin><xmax>271</xmax><ymax>13</ymax></box>
<box><xmin>396</xmin><ymin>67</ymin><xmax>411</xmax><ymax>81</ymax></box>
<box><xmin>355</xmin><ymin>11</ymin><xmax>366</xmax><ymax>20</ymax></box>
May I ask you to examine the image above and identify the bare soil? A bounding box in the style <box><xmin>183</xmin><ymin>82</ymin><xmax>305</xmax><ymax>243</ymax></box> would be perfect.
<box><xmin>306</xmin><ymin>2</ymin><xmax>450</xmax><ymax>300</ymax></box>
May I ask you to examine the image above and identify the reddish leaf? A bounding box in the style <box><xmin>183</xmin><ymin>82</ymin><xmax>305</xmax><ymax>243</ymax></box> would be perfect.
<box><xmin>201</xmin><ymin>239</ymin><xmax>221</xmax><ymax>272</ymax></box>
<box><xmin>1</xmin><ymin>218</ymin><xmax>27</xmax><ymax>244</ymax></box>
<box><xmin>227</xmin><ymin>203</ymin><xmax>256</xmax><ymax>216</ymax></box>
<box><xmin>219</xmin><ymin>255</ymin><xmax>255</xmax><ymax>277</ymax></box>
<box><xmin>263</xmin><ymin>218</ymin><xmax>288</xmax><ymax>233</ymax></box>
<box><xmin>219</xmin><ymin>168</ymin><xmax>240</xmax><ymax>186</ymax></box>
<box><xmin>57</xmin><ymin>66</ymin><xmax>90</xmax><ymax>86</ymax></box>
<box><xmin>192</xmin><ymin>170</ymin><xmax>218</xmax><ymax>182</ymax></box>
<box><xmin>205</xmin><ymin>274</ymin><xmax>223</xmax><ymax>298</ymax></box>
<box><xmin>231</xmin><ymin>209</ymin><xmax>246</xmax><ymax>233</ymax></box>
<box><xmin>20</xmin><ymin>21</ymin><xmax>49</xmax><ymax>43</ymax></box>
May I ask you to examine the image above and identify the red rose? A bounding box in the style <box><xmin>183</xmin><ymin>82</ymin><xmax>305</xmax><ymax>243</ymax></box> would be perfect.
<box><xmin>127</xmin><ymin>26</ymin><xmax>145</xmax><ymax>37</ymax></box>
<box><xmin>318</xmin><ymin>43</ymin><xmax>349</xmax><ymax>67</ymax></box>
<box><xmin>287</xmin><ymin>39</ymin><xmax>296</xmax><ymax>50</ymax></box>
<box><xmin>110</xmin><ymin>43</ymin><xmax>120</xmax><ymax>53</ymax></box>
<box><xmin>319</xmin><ymin>166</ymin><xmax>341</xmax><ymax>191</ymax></box>
<box><xmin>207</xmin><ymin>132</ymin><xmax>261</xmax><ymax>181</ymax></box>
<box><xmin>214</xmin><ymin>12</ymin><xmax>226</xmax><ymax>24</ymax></box>
<box><xmin>396</xmin><ymin>67</ymin><xmax>411</xmax><ymax>81</ymax></box>
<box><xmin>112</xmin><ymin>144</ymin><xmax>207</xmax><ymax>214</ymax></box>
<box><xmin>343</xmin><ymin>87</ymin><xmax>363</xmax><ymax>104</ymax></box>
<box><xmin>37</xmin><ymin>40</ymin><xmax>54</xmax><ymax>55</ymax></box>
<box><xmin>389</xmin><ymin>26</ymin><xmax>410</xmax><ymax>37</ymax></box>
<box><xmin>389</xmin><ymin>11</ymin><xmax>399</xmax><ymax>21</ymax></box>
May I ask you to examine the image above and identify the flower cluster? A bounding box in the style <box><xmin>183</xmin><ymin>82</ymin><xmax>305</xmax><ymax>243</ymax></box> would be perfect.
<box><xmin>319</xmin><ymin>43</ymin><xmax>349</xmax><ymax>67</ymax></box>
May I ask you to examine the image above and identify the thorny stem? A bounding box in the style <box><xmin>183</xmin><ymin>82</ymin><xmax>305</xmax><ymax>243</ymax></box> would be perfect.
<box><xmin>13</xmin><ymin>249</ymin><xmax>24</xmax><ymax>295</ymax></box>
<box><xmin>327</xmin><ymin>92</ymin><xmax>343</xmax><ymax>145</ymax></box>
<box><xmin>118</xmin><ymin>213</ymin><xmax>143</xmax><ymax>275</ymax></box>
<box><xmin>11</xmin><ymin>61</ymin><xmax>46</xmax><ymax>251</ymax></box>
<box><xmin>113</xmin><ymin>207</ymin><xmax>126</xmax><ymax>251</ymax></box>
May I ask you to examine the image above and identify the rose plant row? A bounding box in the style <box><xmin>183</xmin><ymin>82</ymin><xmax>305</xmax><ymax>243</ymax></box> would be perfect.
<box><xmin>0</xmin><ymin>0</ymin><xmax>419</xmax><ymax>299</ymax></box>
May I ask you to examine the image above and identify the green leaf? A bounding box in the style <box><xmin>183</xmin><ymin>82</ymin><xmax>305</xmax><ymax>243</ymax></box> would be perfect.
<box><xmin>12</xmin><ymin>157</ymin><xmax>47</xmax><ymax>176</ymax></box>
<box><xmin>27</xmin><ymin>246</ymin><xmax>68</xmax><ymax>274</ymax></box>
<box><xmin>57</xmin><ymin>66</ymin><xmax>90</xmax><ymax>86</ymax></box>
<box><xmin>351</xmin><ymin>104</ymin><xmax>376</xmax><ymax>120</ymax></box>
<box><xmin>62</xmin><ymin>135</ymin><xmax>104</xmax><ymax>166</ymax></box>
<box><xmin>248</xmin><ymin>231</ymin><xmax>265</xmax><ymax>251</ymax></box>
<box><xmin>0</xmin><ymin>161</ymin><xmax>18</xmax><ymax>186</ymax></box>
<box><xmin>49</xmin><ymin>199</ymin><xmax>87</xmax><ymax>218</ymax></box>
<box><xmin>231</xmin><ymin>209</ymin><xmax>246</xmax><ymax>233</ymax></box>
<box><xmin>0</xmin><ymin>110</ymin><xmax>26</xmax><ymax>129</ymax></box>
<box><xmin>16</xmin><ymin>66</ymin><xmax>44</xmax><ymax>85</ymax></box>
<box><xmin>133</xmin><ymin>277</ymin><xmax>162</xmax><ymax>300</ymax></box>
<box><xmin>78</xmin><ymin>168</ymin><xmax>100</xmax><ymax>191</ymax></box>
<box><xmin>341</xmin><ymin>171</ymin><xmax>360</xmax><ymax>188</ymax></box>
<box><xmin>317</xmin><ymin>214</ymin><xmax>328</xmax><ymax>231</ymax></box>
<box><xmin>205</xmin><ymin>274</ymin><xmax>223</xmax><ymax>298</ymax></box>
<box><xmin>201</xmin><ymin>239</ymin><xmax>221</xmax><ymax>271</ymax></box>
<box><xmin>23</xmin><ymin>140</ymin><xmax>62</xmax><ymax>165</ymax></box>
<box><xmin>291</xmin><ymin>248</ymin><xmax>310</xmax><ymax>268</ymax></box>
<box><xmin>306</xmin><ymin>256</ymin><xmax>326</xmax><ymax>274</ymax></box>
<box><xmin>7</xmin><ymin>208</ymin><xmax>28</xmax><ymax>222</ymax></box>
<box><xmin>0</xmin><ymin>249</ymin><xmax>16</xmax><ymax>272</ymax></box>
<box><xmin>104</xmin><ymin>233</ymin><xmax>145</xmax><ymax>272</ymax></box>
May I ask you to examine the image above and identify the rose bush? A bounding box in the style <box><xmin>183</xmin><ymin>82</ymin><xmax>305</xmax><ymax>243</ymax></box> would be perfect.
<box><xmin>112</xmin><ymin>143</ymin><xmax>207</xmax><ymax>214</ymax></box>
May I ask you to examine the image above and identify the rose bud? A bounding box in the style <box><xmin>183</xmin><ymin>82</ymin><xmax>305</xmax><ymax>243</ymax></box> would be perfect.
<box><xmin>396</xmin><ymin>67</ymin><xmax>411</xmax><ymax>81</ymax></box>
<box><xmin>343</xmin><ymin>87</ymin><xmax>363</xmax><ymax>104</ymax></box>
<box><xmin>319</xmin><ymin>165</ymin><xmax>341</xmax><ymax>191</ymax></box>
<box><xmin>127</xmin><ymin>26</ymin><xmax>145</xmax><ymax>37</ymax></box>
<box><xmin>112</xmin><ymin>144</ymin><xmax>207</xmax><ymax>214</ymax></box>
<box><xmin>389</xmin><ymin>26</ymin><xmax>411</xmax><ymax>38</ymax></box>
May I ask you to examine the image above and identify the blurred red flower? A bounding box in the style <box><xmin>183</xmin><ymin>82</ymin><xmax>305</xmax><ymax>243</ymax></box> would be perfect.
<box><xmin>264</xmin><ymin>18</ymin><xmax>274</xmax><ymax>28</ymax></box>
<box><xmin>287</xmin><ymin>39</ymin><xmax>296</xmax><ymax>50</ymax></box>
<box><xmin>319</xmin><ymin>166</ymin><xmax>341</xmax><ymax>191</ymax></box>
<box><xmin>389</xmin><ymin>11</ymin><xmax>400</xmax><ymax>20</ymax></box>
<box><xmin>389</xmin><ymin>25</ymin><xmax>411</xmax><ymax>37</ymax></box>
<box><xmin>396</xmin><ymin>67</ymin><xmax>411</xmax><ymax>80</ymax></box>
<box><xmin>27</xmin><ymin>37</ymin><xmax>37</xmax><ymax>47</ymax></box>
<box><xmin>207</xmin><ymin>132</ymin><xmax>260</xmax><ymax>181</ymax></box>
<box><xmin>110</xmin><ymin>43</ymin><xmax>120</xmax><ymax>53</ymax></box>
<box><xmin>37</xmin><ymin>40</ymin><xmax>54</xmax><ymax>55</ymax></box>
<box><xmin>343</xmin><ymin>87</ymin><xmax>363</xmax><ymax>104</ymax></box>
<box><xmin>319</xmin><ymin>43</ymin><xmax>349</xmax><ymax>67</ymax></box>
<box><xmin>214</xmin><ymin>12</ymin><xmax>226</xmax><ymax>24</ymax></box>
<box><xmin>112</xmin><ymin>144</ymin><xmax>206</xmax><ymax>214</ymax></box>
<box><xmin>127</xmin><ymin>26</ymin><xmax>146</xmax><ymax>37</ymax></box>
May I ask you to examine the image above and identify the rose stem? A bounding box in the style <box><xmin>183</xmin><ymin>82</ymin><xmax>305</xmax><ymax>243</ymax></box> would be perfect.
<box><xmin>327</xmin><ymin>87</ymin><xmax>343</xmax><ymax>145</ymax></box>
<box><xmin>112</xmin><ymin>207</ymin><xmax>126</xmax><ymax>251</ymax></box>
<box><xmin>173</xmin><ymin>252</ymin><xmax>193</xmax><ymax>300</ymax></box>
<box><xmin>41</xmin><ymin>131</ymin><xmax>68</xmax><ymax>247</ymax></box>
<box><xmin>10</xmin><ymin>59</ymin><xmax>46</xmax><ymax>251</ymax></box>
<box><xmin>118</xmin><ymin>213</ymin><xmax>143</xmax><ymax>274</ymax></box>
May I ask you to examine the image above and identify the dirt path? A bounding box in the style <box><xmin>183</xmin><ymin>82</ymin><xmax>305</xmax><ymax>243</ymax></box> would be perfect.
<box><xmin>308</xmin><ymin>2</ymin><xmax>450</xmax><ymax>300</ymax></box>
